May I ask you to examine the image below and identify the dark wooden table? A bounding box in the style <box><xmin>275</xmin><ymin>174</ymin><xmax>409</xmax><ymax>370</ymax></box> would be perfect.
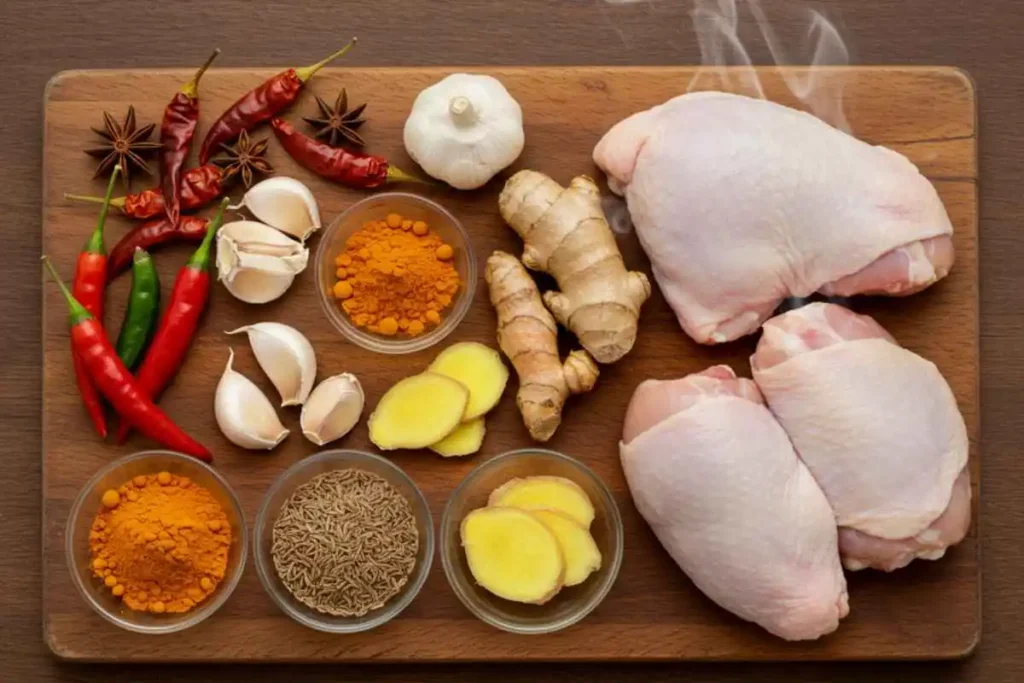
<box><xmin>3</xmin><ymin>1</ymin><xmax>1022</xmax><ymax>680</ymax></box>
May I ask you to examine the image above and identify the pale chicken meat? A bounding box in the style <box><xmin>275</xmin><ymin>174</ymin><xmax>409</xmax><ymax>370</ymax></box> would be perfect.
<box><xmin>751</xmin><ymin>303</ymin><xmax>970</xmax><ymax>571</ymax></box>
<box><xmin>621</xmin><ymin>365</ymin><xmax>848</xmax><ymax>640</ymax></box>
<box><xmin>593</xmin><ymin>91</ymin><xmax>955</xmax><ymax>344</ymax></box>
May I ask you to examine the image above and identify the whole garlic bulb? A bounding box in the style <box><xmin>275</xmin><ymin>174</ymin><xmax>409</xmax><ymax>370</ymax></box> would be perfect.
<box><xmin>216</xmin><ymin>220</ymin><xmax>309</xmax><ymax>304</ymax></box>
<box><xmin>214</xmin><ymin>349</ymin><xmax>290</xmax><ymax>450</ymax></box>
<box><xmin>300</xmin><ymin>374</ymin><xmax>364</xmax><ymax>446</ymax></box>
<box><xmin>403</xmin><ymin>73</ymin><xmax>525</xmax><ymax>190</ymax></box>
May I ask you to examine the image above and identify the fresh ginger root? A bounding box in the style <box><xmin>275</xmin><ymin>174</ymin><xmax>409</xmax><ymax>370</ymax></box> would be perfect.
<box><xmin>430</xmin><ymin>417</ymin><xmax>486</xmax><ymax>457</ymax></box>
<box><xmin>499</xmin><ymin>170</ymin><xmax>651</xmax><ymax>364</ymax></box>
<box><xmin>531</xmin><ymin>509</ymin><xmax>602</xmax><ymax>586</ymax></box>
<box><xmin>428</xmin><ymin>342</ymin><xmax>509</xmax><ymax>420</ymax></box>
<box><xmin>488</xmin><ymin>475</ymin><xmax>596</xmax><ymax>528</ymax></box>
<box><xmin>485</xmin><ymin>251</ymin><xmax>599</xmax><ymax>442</ymax></box>
<box><xmin>369</xmin><ymin>372</ymin><xmax>468</xmax><ymax>450</ymax></box>
<box><xmin>461</xmin><ymin>506</ymin><xmax>565</xmax><ymax>604</ymax></box>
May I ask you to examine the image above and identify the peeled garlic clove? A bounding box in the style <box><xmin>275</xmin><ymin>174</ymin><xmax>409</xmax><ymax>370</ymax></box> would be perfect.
<box><xmin>229</xmin><ymin>177</ymin><xmax>321</xmax><ymax>242</ymax></box>
<box><xmin>301</xmin><ymin>374</ymin><xmax>364</xmax><ymax>446</ymax></box>
<box><xmin>216</xmin><ymin>220</ymin><xmax>309</xmax><ymax>304</ymax></box>
<box><xmin>215</xmin><ymin>349</ymin><xmax>290</xmax><ymax>450</ymax></box>
<box><xmin>227</xmin><ymin>322</ymin><xmax>316</xmax><ymax>407</ymax></box>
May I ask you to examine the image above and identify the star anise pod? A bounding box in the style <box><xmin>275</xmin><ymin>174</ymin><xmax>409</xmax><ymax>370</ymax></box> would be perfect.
<box><xmin>211</xmin><ymin>130</ymin><xmax>273</xmax><ymax>189</ymax></box>
<box><xmin>302</xmin><ymin>89</ymin><xmax>367</xmax><ymax>147</ymax></box>
<box><xmin>84</xmin><ymin>105</ymin><xmax>161</xmax><ymax>191</ymax></box>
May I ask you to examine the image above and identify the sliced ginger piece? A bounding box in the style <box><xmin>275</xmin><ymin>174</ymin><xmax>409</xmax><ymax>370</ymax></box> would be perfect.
<box><xmin>430</xmin><ymin>417</ymin><xmax>486</xmax><ymax>457</ymax></box>
<box><xmin>429</xmin><ymin>342</ymin><xmax>510</xmax><ymax>420</ymax></box>
<box><xmin>488</xmin><ymin>476</ymin><xmax>595</xmax><ymax>528</ymax></box>
<box><xmin>461</xmin><ymin>506</ymin><xmax>565</xmax><ymax>604</ymax></box>
<box><xmin>530</xmin><ymin>509</ymin><xmax>602</xmax><ymax>586</ymax></box>
<box><xmin>368</xmin><ymin>372</ymin><xmax>469</xmax><ymax>450</ymax></box>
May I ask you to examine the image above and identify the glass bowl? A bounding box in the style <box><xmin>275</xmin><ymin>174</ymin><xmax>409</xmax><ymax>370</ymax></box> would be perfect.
<box><xmin>314</xmin><ymin>192</ymin><xmax>477</xmax><ymax>354</ymax></box>
<box><xmin>440</xmin><ymin>449</ymin><xmax>624</xmax><ymax>634</ymax></box>
<box><xmin>253</xmin><ymin>450</ymin><xmax>434</xmax><ymax>633</ymax></box>
<box><xmin>66</xmin><ymin>450</ymin><xmax>248</xmax><ymax>634</ymax></box>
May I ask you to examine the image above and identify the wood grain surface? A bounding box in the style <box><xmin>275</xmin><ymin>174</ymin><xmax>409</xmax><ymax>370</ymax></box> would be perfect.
<box><xmin>41</xmin><ymin>65</ymin><xmax>977</xmax><ymax>663</ymax></box>
<box><xmin>5</xmin><ymin>1</ymin><xmax>1024</xmax><ymax>681</ymax></box>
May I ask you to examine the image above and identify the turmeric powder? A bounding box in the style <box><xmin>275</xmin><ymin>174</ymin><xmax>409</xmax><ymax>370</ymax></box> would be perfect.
<box><xmin>88</xmin><ymin>471</ymin><xmax>231</xmax><ymax>614</ymax></box>
<box><xmin>332</xmin><ymin>213</ymin><xmax>460</xmax><ymax>336</ymax></box>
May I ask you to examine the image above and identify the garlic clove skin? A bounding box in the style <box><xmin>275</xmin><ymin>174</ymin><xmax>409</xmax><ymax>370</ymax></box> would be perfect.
<box><xmin>300</xmin><ymin>374</ymin><xmax>365</xmax><ymax>446</ymax></box>
<box><xmin>215</xmin><ymin>349</ymin><xmax>290</xmax><ymax>450</ymax></box>
<box><xmin>403</xmin><ymin>73</ymin><xmax>525</xmax><ymax>190</ymax></box>
<box><xmin>228</xmin><ymin>177</ymin><xmax>321</xmax><ymax>242</ymax></box>
<box><xmin>226</xmin><ymin>322</ymin><xmax>316</xmax><ymax>407</ymax></box>
<box><xmin>216</xmin><ymin>220</ymin><xmax>309</xmax><ymax>304</ymax></box>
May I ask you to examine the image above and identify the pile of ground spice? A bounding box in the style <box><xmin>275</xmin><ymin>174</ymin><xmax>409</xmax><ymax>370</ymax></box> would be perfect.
<box><xmin>88</xmin><ymin>471</ymin><xmax>231</xmax><ymax>614</ymax></box>
<box><xmin>332</xmin><ymin>212</ymin><xmax>460</xmax><ymax>336</ymax></box>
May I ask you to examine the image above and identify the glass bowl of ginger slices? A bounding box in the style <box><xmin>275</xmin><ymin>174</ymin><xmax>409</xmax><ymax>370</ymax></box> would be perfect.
<box><xmin>440</xmin><ymin>449</ymin><xmax>624</xmax><ymax>634</ymax></box>
<box><xmin>315</xmin><ymin>193</ymin><xmax>477</xmax><ymax>354</ymax></box>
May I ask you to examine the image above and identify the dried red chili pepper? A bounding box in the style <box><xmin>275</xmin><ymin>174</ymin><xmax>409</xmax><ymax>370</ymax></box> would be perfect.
<box><xmin>115</xmin><ymin>198</ymin><xmax>229</xmax><ymax>445</ymax></box>
<box><xmin>70</xmin><ymin>166</ymin><xmax>121</xmax><ymax>438</ymax></box>
<box><xmin>65</xmin><ymin>164</ymin><xmax>226</xmax><ymax>220</ymax></box>
<box><xmin>42</xmin><ymin>256</ymin><xmax>211</xmax><ymax>461</ymax></box>
<box><xmin>271</xmin><ymin>118</ymin><xmax>423</xmax><ymax>188</ymax></box>
<box><xmin>107</xmin><ymin>215</ymin><xmax>209</xmax><ymax>281</ymax></box>
<box><xmin>160</xmin><ymin>48</ymin><xmax>220</xmax><ymax>225</ymax></box>
<box><xmin>198</xmin><ymin>39</ymin><xmax>357</xmax><ymax>165</ymax></box>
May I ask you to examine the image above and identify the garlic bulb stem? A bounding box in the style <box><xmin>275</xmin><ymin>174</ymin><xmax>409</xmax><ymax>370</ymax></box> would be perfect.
<box><xmin>449</xmin><ymin>96</ymin><xmax>477</xmax><ymax>126</ymax></box>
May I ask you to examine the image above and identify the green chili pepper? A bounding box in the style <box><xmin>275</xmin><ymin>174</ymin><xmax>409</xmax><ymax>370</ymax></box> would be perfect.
<box><xmin>115</xmin><ymin>248</ymin><xmax>160</xmax><ymax>370</ymax></box>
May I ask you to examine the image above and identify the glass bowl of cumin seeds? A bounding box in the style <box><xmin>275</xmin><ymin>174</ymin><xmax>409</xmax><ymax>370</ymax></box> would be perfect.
<box><xmin>253</xmin><ymin>450</ymin><xmax>434</xmax><ymax>633</ymax></box>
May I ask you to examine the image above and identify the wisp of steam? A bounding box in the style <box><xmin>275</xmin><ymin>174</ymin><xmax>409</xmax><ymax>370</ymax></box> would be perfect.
<box><xmin>602</xmin><ymin>0</ymin><xmax>853</xmax><ymax>134</ymax></box>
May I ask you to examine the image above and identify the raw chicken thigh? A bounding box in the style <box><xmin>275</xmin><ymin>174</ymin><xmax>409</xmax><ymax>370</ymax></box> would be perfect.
<box><xmin>593</xmin><ymin>92</ymin><xmax>955</xmax><ymax>344</ymax></box>
<box><xmin>752</xmin><ymin>303</ymin><xmax>971</xmax><ymax>571</ymax></box>
<box><xmin>621</xmin><ymin>366</ymin><xmax>848</xmax><ymax>640</ymax></box>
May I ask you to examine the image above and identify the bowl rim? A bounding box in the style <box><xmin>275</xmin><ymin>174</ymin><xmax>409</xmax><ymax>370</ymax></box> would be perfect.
<box><xmin>65</xmin><ymin>449</ymin><xmax>249</xmax><ymax>635</ymax></box>
<box><xmin>252</xmin><ymin>449</ymin><xmax>435</xmax><ymax>633</ymax></box>
<box><xmin>313</xmin><ymin>191</ymin><xmax>478</xmax><ymax>355</ymax></box>
<box><xmin>440</xmin><ymin>448</ymin><xmax>625</xmax><ymax>634</ymax></box>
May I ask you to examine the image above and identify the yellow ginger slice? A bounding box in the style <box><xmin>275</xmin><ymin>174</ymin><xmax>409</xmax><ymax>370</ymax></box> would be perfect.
<box><xmin>461</xmin><ymin>506</ymin><xmax>564</xmax><ymax>604</ymax></box>
<box><xmin>488</xmin><ymin>475</ymin><xmax>595</xmax><ymax>528</ymax></box>
<box><xmin>530</xmin><ymin>509</ymin><xmax>602</xmax><ymax>586</ymax></box>
<box><xmin>429</xmin><ymin>417</ymin><xmax>486</xmax><ymax>457</ymax></box>
<box><xmin>429</xmin><ymin>342</ymin><xmax>509</xmax><ymax>420</ymax></box>
<box><xmin>368</xmin><ymin>372</ymin><xmax>468</xmax><ymax>450</ymax></box>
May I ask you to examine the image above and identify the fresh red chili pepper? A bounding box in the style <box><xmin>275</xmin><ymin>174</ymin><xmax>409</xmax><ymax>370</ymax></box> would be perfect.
<box><xmin>198</xmin><ymin>39</ymin><xmax>357</xmax><ymax>165</ymax></box>
<box><xmin>42</xmin><ymin>256</ymin><xmax>211</xmax><ymax>461</ymax></box>
<box><xmin>70</xmin><ymin>165</ymin><xmax>121</xmax><ymax>438</ymax></box>
<box><xmin>65</xmin><ymin>164</ymin><xmax>226</xmax><ymax>220</ymax></box>
<box><xmin>271</xmin><ymin>118</ymin><xmax>423</xmax><ymax>188</ymax></box>
<box><xmin>160</xmin><ymin>48</ymin><xmax>220</xmax><ymax>225</ymax></box>
<box><xmin>115</xmin><ymin>198</ymin><xmax>230</xmax><ymax>445</ymax></box>
<box><xmin>107</xmin><ymin>215</ymin><xmax>210</xmax><ymax>281</ymax></box>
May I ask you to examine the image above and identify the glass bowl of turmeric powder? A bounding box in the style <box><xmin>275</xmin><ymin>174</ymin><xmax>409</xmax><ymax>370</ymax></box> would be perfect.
<box><xmin>65</xmin><ymin>450</ymin><xmax>248</xmax><ymax>634</ymax></box>
<box><xmin>315</xmin><ymin>193</ymin><xmax>477</xmax><ymax>354</ymax></box>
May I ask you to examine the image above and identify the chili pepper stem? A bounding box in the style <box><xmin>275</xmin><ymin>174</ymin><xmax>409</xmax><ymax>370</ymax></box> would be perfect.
<box><xmin>186</xmin><ymin>197</ymin><xmax>230</xmax><ymax>269</ymax></box>
<box><xmin>83</xmin><ymin>164</ymin><xmax>122</xmax><ymax>254</ymax></box>
<box><xmin>386</xmin><ymin>165</ymin><xmax>435</xmax><ymax>186</ymax></box>
<box><xmin>65</xmin><ymin>193</ymin><xmax>128</xmax><ymax>210</ymax></box>
<box><xmin>42</xmin><ymin>256</ymin><xmax>93</xmax><ymax>325</ymax></box>
<box><xmin>294</xmin><ymin>38</ymin><xmax>358</xmax><ymax>83</ymax></box>
<box><xmin>181</xmin><ymin>48</ymin><xmax>221</xmax><ymax>98</ymax></box>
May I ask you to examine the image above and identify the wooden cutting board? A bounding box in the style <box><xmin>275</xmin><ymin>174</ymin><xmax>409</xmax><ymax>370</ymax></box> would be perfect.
<box><xmin>41</xmin><ymin>66</ymin><xmax>978</xmax><ymax>662</ymax></box>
